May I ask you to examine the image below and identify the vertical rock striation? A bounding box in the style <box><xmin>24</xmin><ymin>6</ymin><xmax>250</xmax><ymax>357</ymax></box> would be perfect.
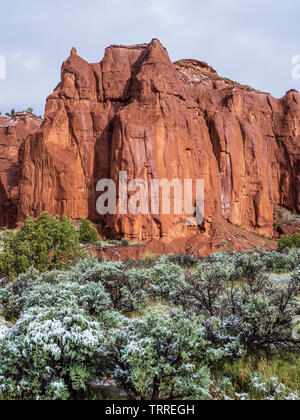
<box><xmin>1</xmin><ymin>40</ymin><xmax>299</xmax><ymax>249</ymax></box>
<box><xmin>0</xmin><ymin>113</ymin><xmax>42</xmax><ymax>227</ymax></box>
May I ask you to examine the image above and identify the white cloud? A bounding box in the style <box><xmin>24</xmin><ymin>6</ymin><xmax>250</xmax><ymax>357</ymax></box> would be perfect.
<box><xmin>231</xmin><ymin>32</ymin><xmax>272</xmax><ymax>49</ymax></box>
<box><xmin>23</xmin><ymin>56</ymin><xmax>40</xmax><ymax>71</ymax></box>
<box><xmin>147</xmin><ymin>0</ymin><xmax>185</xmax><ymax>25</ymax></box>
<box><xmin>9</xmin><ymin>51</ymin><xmax>41</xmax><ymax>72</ymax></box>
<box><xmin>10</xmin><ymin>51</ymin><xmax>25</xmax><ymax>63</ymax></box>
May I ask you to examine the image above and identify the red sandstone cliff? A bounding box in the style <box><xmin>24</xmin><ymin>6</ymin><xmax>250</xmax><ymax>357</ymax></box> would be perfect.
<box><xmin>1</xmin><ymin>40</ymin><xmax>299</xmax><ymax>250</ymax></box>
<box><xmin>0</xmin><ymin>113</ymin><xmax>42</xmax><ymax>227</ymax></box>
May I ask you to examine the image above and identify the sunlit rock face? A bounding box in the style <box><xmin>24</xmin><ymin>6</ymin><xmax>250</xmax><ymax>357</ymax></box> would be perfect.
<box><xmin>2</xmin><ymin>40</ymin><xmax>299</xmax><ymax>248</ymax></box>
<box><xmin>0</xmin><ymin>113</ymin><xmax>42</xmax><ymax>227</ymax></box>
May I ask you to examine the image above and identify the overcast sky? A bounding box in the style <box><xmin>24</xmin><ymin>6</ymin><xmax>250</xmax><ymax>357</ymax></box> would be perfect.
<box><xmin>0</xmin><ymin>0</ymin><xmax>299</xmax><ymax>116</ymax></box>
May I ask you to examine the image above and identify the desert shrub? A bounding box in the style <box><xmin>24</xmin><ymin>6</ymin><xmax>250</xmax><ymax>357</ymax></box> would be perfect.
<box><xmin>213</xmin><ymin>271</ymin><xmax>300</xmax><ymax>354</ymax></box>
<box><xmin>140</xmin><ymin>252</ymin><xmax>157</xmax><ymax>267</ymax></box>
<box><xmin>146</xmin><ymin>263</ymin><xmax>184</xmax><ymax>300</ymax></box>
<box><xmin>173</xmin><ymin>262</ymin><xmax>237</xmax><ymax>315</ymax></box>
<box><xmin>203</xmin><ymin>316</ymin><xmax>246</xmax><ymax>360</ymax></box>
<box><xmin>234</xmin><ymin>250</ymin><xmax>267</xmax><ymax>281</ymax></box>
<box><xmin>205</xmin><ymin>251</ymin><xmax>236</xmax><ymax>265</ymax></box>
<box><xmin>0</xmin><ymin>212</ymin><xmax>85</xmax><ymax>277</ymax></box>
<box><xmin>261</xmin><ymin>249</ymin><xmax>300</xmax><ymax>273</ymax></box>
<box><xmin>0</xmin><ymin>248</ymin><xmax>299</xmax><ymax>400</ymax></box>
<box><xmin>0</xmin><ymin>269</ymin><xmax>67</xmax><ymax>320</ymax></box>
<box><xmin>0</xmin><ymin>306</ymin><xmax>106</xmax><ymax>400</ymax></box>
<box><xmin>105</xmin><ymin>310</ymin><xmax>213</xmax><ymax>400</ymax></box>
<box><xmin>158</xmin><ymin>254</ymin><xmax>199</xmax><ymax>267</ymax></box>
<box><xmin>206</xmin><ymin>249</ymin><xmax>300</xmax><ymax>275</ymax></box>
<box><xmin>78</xmin><ymin>219</ymin><xmax>98</xmax><ymax>243</ymax></box>
<box><xmin>70</xmin><ymin>258</ymin><xmax>148</xmax><ymax>313</ymax></box>
<box><xmin>236</xmin><ymin>373</ymin><xmax>299</xmax><ymax>401</ymax></box>
<box><xmin>278</xmin><ymin>232</ymin><xmax>300</xmax><ymax>250</ymax></box>
<box><xmin>173</xmin><ymin>262</ymin><xmax>300</xmax><ymax>354</ymax></box>
<box><xmin>23</xmin><ymin>282</ymin><xmax>111</xmax><ymax>318</ymax></box>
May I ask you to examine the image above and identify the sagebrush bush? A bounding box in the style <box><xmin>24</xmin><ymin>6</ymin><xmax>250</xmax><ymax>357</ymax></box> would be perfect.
<box><xmin>158</xmin><ymin>254</ymin><xmax>199</xmax><ymax>267</ymax></box>
<box><xmin>0</xmin><ymin>248</ymin><xmax>299</xmax><ymax>400</ymax></box>
<box><xmin>0</xmin><ymin>269</ymin><xmax>65</xmax><ymax>320</ymax></box>
<box><xmin>261</xmin><ymin>249</ymin><xmax>300</xmax><ymax>273</ymax></box>
<box><xmin>24</xmin><ymin>282</ymin><xmax>111</xmax><ymax>317</ymax></box>
<box><xmin>192</xmin><ymin>268</ymin><xmax>300</xmax><ymax>354</ymax></box>
<box><xmin>0</xmin><ymin>306</ymin><xmax>106</xmax><ymax>400</ymax></box>
<box><xmin>172</xmin><ymin>262</ymin><xmax>237</xmax><ymax>315</ymax></box>
<box><xmin>70</xmin><ymin>258</ymin><xmax>148</xmax><ymax>312</ymax></box>
<box><xmin>105</xmin><ymin>310</ymin><xmax>213</xmax><ymax>400</ymax></box>
<box><xmin>146</xmin><ymin>262</ymin><xmax>184</xmax><ymax>300</ymax></box>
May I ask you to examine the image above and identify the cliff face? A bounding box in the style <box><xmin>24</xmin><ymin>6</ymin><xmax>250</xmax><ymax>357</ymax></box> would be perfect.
<box><xmin>5</xmin><ymin>39</ymin><xmax>300</xmax><ymax>246</ymax></box>
<box><xmin>0</xmin><ymin>113</ymin><xmax>42</xmax><ymax>227</ymax></box>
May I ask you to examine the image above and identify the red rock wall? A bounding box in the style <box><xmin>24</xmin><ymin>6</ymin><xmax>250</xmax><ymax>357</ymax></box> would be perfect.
<box><xmin>4</xmin><ymin>40</ymin><xmax>300</xmax><ymax>243</ymax></box>
<box><xmin>0</xmin><ymin>113</ymin><xmax>42</xmax><ymax>227</ymax></box>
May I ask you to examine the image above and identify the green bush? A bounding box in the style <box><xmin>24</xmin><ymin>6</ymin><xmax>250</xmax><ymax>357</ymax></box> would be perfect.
<box><xmin>78</xmin><ymin>219</ymin><xmax>99</xmax><ymax>243</ymax></box>
<box><xmin>278</xmin><ymin>232</ymin><xmax>300</xmax><ymax>250</ymax></box>
<box><xmin>121</xmin><ymin>238</ymin><xmax>130</xmax><ymax>247</ymax></box>
<box><xmin>0</xmin><ymin>212</ymin><xmax>85</xmax><ymax>277</ymax></box>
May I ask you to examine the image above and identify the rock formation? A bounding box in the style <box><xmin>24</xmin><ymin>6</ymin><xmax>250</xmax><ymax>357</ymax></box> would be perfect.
<box><xmin>0</xmin><ymin>113</ymin><xmax>42</xmax><ymax>227</ymax></box>
<box><xmin>1</xmin><ymin>39</ymin><xmax>299</xmax><ymax>252</ymax></box>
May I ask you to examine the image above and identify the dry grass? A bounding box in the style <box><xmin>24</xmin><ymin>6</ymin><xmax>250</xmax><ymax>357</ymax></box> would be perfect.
<box><xmin>214</xmin><ymin>355</ymin><xmax>300</xmax><ymax>399</ymax></box>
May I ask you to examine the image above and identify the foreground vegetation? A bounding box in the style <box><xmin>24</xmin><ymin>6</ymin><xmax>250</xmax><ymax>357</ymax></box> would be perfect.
<box><xmin>0</xmin><ymin>214</ymin><xmax>299</xmax><ymax>400</ymax></box>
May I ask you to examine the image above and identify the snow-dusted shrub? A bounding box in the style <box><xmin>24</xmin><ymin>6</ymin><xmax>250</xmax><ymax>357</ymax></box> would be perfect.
<box><xmin>205</xmin><ymin>251</ymin><xmax>237</xmax><ymax>265</ymax></box>
<box><xmin>234</xmin><ymin>250</ymin><xmax>266</xmax><ymax>281</ymax></box>
<box><xmin>261</xmin><ymin>249</ymin><xmax>300</xmax><ymax>273</ymax></box>
<box><xmin>0</xmin><ymin>269</ymin><xmax>67</xmax><ymax>320</ymax></box>
<box><xmin>146</xmin><ymin>263</ymin><xmax>184</xmax><ymax>300</ymax></box>
<box><xmin>174</xmin><ymin>262</ymin><xmax>300</xmax><ymax>354</ymax></box>
<box><xmin>23</xmin><ymin>281</ymin><xmax>111</xmax><ymax>317</ymax></box>
<box><xmin>219</xmin><ymin>273</ymin><xmax>300</xmax><ymax>353</ymax></box>
<box><xmin>173</xmin><ymin>262</ymin><xmax>236</xmax><ymax>315</ymax></box>
<box><xmin>0</xmin><ymin>306</ymin><xmax>106</xmax><ymax>400</ymax></box>
<box><xmin>236</xmin><ymin>373</ymin><xmax>299</xmax><ymax>401</ymax></box>
<box><xmin>205</xmin><ymin>248</ymin><xmax>300</xmax><ymax>276</ymax></box>
<box><xmin>70</xmin><ymin>258</ymin><xmax>147</xmax><ymax>313</ymax></box>
<box><xmin>157</xmin><ymin>254</ymin><xmax>199</xmax><ymax>267</ymax></box>
<box><xmin>105</xmin><ymin>309</ymin><xmax>212</xmax><ymax>400</ymax></box>
<box><xmin>203</xmin><ymin>316</ymin><xmax>246</xmax><ymax>360</ymax></box>
<box><xmin>0</xmin><ymin>325</ymin><xmax>8</xmax><ymax>341</ymax></box>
